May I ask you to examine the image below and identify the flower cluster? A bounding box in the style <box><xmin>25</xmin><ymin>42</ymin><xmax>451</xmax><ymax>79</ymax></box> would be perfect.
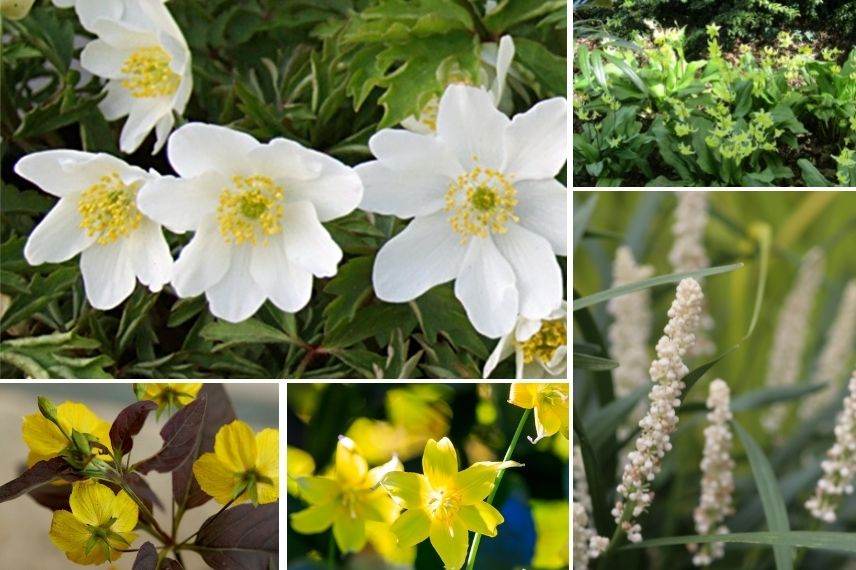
<box><xmin>688</xmin><ymin>379</ymin><xmax>735</xmax><ymax>566</ymax></box>
<box><xmin>800</xmin><ymin>280</ymin><xmax>856</xmax><ymax>419</ymax></box>
<box><xmin>573</xmin><ymin>446</ymin><xmax>608</xmax><ymax>569</ymax></box>
<box><xmin>484</xmin><ymin>302</ymin><xmax>568</xmax><ymax>379</ymax></box>
<box><xmin>805</xmin><ymin>370</ymin><xmax>856</xmax><ymax>523</ymax></box>
<box><xmin>763</xmin><ymin>248</ymin><xmax>826</xmax><ymax>433</ymax></box>
<box><xmin>612</xmin><ymin>278</ymin><xmax>704</xmax><ymax>543</ymax></box>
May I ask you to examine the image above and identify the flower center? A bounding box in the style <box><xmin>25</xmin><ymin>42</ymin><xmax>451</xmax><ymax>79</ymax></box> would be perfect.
<box><xmin>217</xmin><ymin>175</ymin><xmax>285</xmax><ymax>245</ymax></box>
<box><xmin>77</xmin><ymin>173</ymin><xmax>143</xmax><ymax>245</ymax></box>
<box><xmin>120</xmin><ymin>46</ymin><xmax>181</xmax><ymax>98</ymax></box>
<box><xmin>519</xmin><ymin>319</ymin><xmax>567</xmax><ymax>364</ymax></box>
<box><xmin>427</xmin><ymin>487</ymin><xmax>462</xmax><ymax>523</ymax></box>
<box><xmin>445</xmin><ymin>167</ymin><xmax>517</xmax><ymax>241</ymax></box>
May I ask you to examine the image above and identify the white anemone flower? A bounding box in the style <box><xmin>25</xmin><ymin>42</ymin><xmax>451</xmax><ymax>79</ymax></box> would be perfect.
<box><xmin>15</xmin><ymin>150</ymin><xmax>172</xmax><ymax>310</ymax></box>
<box><xmin>401</xmin><ymin>35</ymin><xmax>515</xmax><ymax>134</ymax></box>
<box><xmin>483</xmin><ymin>302</ymin><xmax>567</xmax><ymax>379</ymax></box>
<box><xmin>78</xmin><ymin>0</ymin><xmax>191</xmax><ymax>154</ymax></box>
<box><xmin>357</xmin><ymin>85</ymin><xmax>566</xmax><ymax>338</ymax></box>
<box><xmin>137</xmin><ymin>123</ymin><xmax>363</xmax><ymax>323</ymax></box>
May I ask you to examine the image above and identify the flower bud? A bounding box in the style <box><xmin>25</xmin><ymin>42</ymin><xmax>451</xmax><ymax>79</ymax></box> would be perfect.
<box><xmin>0</xmin><ymin>0</ymin><xmax>35</xmax><ymax>20</ymax></box>
<box><xmin>37</xmin><ymin>396</ymin><xmax>59</xmax><ymax>423</ymax></box>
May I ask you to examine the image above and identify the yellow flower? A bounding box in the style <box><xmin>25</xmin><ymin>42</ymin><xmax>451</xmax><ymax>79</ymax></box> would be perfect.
<box><xmin>136</xmin><ymin>383</ymin><xmax>202</xmax><ymax>413</ymax></box>
<box><xmin>381</xmin><ymin>437</ymin><xmax>520</xmax><ymax>570</ymax></box>
<box><xmin>508</xmin><ymin>383</ymin><xmax>569</xmax><ymax>443</ymax></box>
<box><xmin>531</xmin><ymin>500</ymin><xmax>570</xmax><ymax>569</ymax></box>
<box><xmin>287</xmin><ymin>445</ymin><xmax>315</xmax><ymax>497</ymax></box>
<box><xmin>192</xmin><ymin>420</ymin><xmax>278</xmax><ymax>506</ymax></box>
<box><xmin>49</xmin><ymin>481</ymin><xmax>138</xmax><ymax>565</ymax></box>
<box><xmin>291</xmin><ymin>437</ymin><xmax>403</xmax><ymax>553</ymax></box>
<box><xmin>22</xmin><ymin>401</ymin><xmax>111</xmax><ymax>466</ymax></box>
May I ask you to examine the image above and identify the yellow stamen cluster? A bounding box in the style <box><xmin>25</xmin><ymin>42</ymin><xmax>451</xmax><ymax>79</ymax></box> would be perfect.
<box><xmin>77</xmin><ymin>173</ymin><xmax>142</xmax><ymax>245</ymax></box>
<box><xmin>121</xmin><ymin>46</ymin><xmax>180</xmax><ymax>98</ymax></box>
<box><xmin>520</xmin><ymin>319</ymin><xmax>567</xmax><ymax>364</ymax></box>
<box><xmin>445</xmin><ymin>166</ymin><xmax>517</xmax><ymax>241</ymax></box>
<box><xmin>217</xmin><ymin>175</ymin><xmax>285</xmax><ymax>245</ymax></box>
<box><xmin>427</xmin><ymin>487</ymin><xmax>462</xmax><ymax>523</ymax></box>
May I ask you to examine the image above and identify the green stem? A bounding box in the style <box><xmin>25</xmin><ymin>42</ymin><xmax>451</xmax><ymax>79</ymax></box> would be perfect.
<box><xmin>328</xmin><ymin>532</ymin><xmax>337</xmax><ymax>570</ymax></box>
<box><xmin>175</xmin><ymin>496</ymin><xmax>238</xmax><ymax>549</ymax></box>
<box><xmin>464</xmin><ymin>408</ymin><xmax>531</xmax><ymax>570</ymax></box>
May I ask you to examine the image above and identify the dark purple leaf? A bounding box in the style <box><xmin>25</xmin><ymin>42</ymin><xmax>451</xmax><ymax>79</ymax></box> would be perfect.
<box><xmin>125</xmin><ymin>472</ymin><xmax>163</xmax><ymax>511</ymax></box>
<box><xmin>174</xmin><ymin>384</ymin><xmax>237</xmax><ymax>511</ymax></box>
<box><xmin>194</xmin><ymin>503</ymin><xmax>278</xmax><ymax>569</ymax></box>
<box><xmin>134</xmin><ymin>397</ymin><xmax>206</xmax><ymax>474</ymax></box>
<box><xmin>0</xmin><ymin>457</ymin><xmax>74</xmax><ymax>503</ymax></box>
<box><xmin>161</xmin><ymin>559</ymin><xmax>183</xmax><ymax>569</ymax></box>
<box><xmin>132</xmin><ymin>542</ymin><xmax>157</xmax><ymax>570</ymax></box>
<box><xmin>110</xmin><ymin>400</ymin><xmax>158</xmax><ymax>454</ymax></box>
<box><xmin>28</xmin><ymin>480</ymin><xmax>72</xmax><ymax>510</ymax></box>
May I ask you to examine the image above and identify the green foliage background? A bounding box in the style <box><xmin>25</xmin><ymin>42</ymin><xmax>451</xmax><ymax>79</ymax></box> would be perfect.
<box><xmin>0</xmin><ymin>0</ymin><xmax>566</xmax><ymax>379</ymax></box>
<box><xmin>573</xmin><ymin>191</ymin><xmax>856</xmax><ymax>569</ymax></box>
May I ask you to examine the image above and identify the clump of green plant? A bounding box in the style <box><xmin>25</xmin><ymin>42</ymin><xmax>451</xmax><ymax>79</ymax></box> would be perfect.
<box><xmin>573</xmin><ymin>24</ymin><xmax>856</xmax><ymax>186</ymax></box>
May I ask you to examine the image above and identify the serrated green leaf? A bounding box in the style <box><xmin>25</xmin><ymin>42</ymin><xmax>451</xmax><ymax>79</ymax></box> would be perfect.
<box><xmin>201</xmin><ymin>319</ymin><xmax>294</xmax><ymax>346</ymax></box>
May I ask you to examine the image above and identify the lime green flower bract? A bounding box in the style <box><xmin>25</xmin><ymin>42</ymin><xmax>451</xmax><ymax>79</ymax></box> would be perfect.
<box><xmin>381</xmin><ymin>437</ymin><xmax>520</xmax><ymax>569</ymax></box>
<box><xmin>508</xmin><ymin>383</ymin><xmax>569</xmax><ymax>443</ymax></box>
<box><xmin>49</xmin><ymin>481</ymin><xmax>138</xmax><ymax>566</ymax></box>
<box><xmin>290</xmin><ymin>436</ymin><xmax>402</xmax><ymax>553</ymax></box>
<box><xmin>192</xmin><ymin>420</ymin><xmax>279</xmax><ymax>505</ymax></box>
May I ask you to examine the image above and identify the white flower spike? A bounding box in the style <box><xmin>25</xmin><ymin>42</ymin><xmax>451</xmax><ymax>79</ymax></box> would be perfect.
<box><xmin>138</xmin><ymin>123</ymin><xmax>363</xmax><ymax>323</ymax></box>
<box><xmin>78</xmin><ymin>0</ymin><xmax>191</xmax><ymax>154</ymax></box>
<box><xmin>358</xmin><ymin>84</ymin><xmax>567</xmax><ymax>338</ymax></box>
<box><xmin>16</xmin><ymin>150</ymin><xmax>172</xmax><ymax>310</ymax></box>
<box><xmin>483</xmin><ymin>301</ymin><xmax>566</xmax><ymax>379</ymax></box>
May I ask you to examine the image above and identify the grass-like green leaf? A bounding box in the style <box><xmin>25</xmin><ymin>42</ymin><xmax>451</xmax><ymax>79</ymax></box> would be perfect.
<box><xmin>573</xmin><ymin>407</ymin><xmax>614</xmax><ymax>537</ymax></box>
<box><xmin>732</xmin><ymin>420</ymin><xmax>794</xmax><ymax>570</ymax></box>
<box><xmin>587</xmin><ymin>384</ymin><xmax>647</xmax><ymax>449</ymax></box>
<box><xmin>573</xmin><ymin>352</ymin><xmax>619</xmax><ymax>371</ymax></box>
<box><xmin>622</xmin><ymin>531</ymin><xmax>856</xmax><ymax>553</ymax></box>
<box><xmin>573</xmin><ymin>194</ymin><xmax>598</xmax><ymax>253</ymax></box>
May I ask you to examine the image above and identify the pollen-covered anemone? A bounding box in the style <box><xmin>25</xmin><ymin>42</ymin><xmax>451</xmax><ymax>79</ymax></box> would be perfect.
<box><xmin>483</xmin><ymin>302</ymin><xmax>567</xmax><ymax>379</ymax></box>
<box><xmin>357</xmin><ymin>85</ymin><xmax>567</xmax><ymax>338</ymax></box>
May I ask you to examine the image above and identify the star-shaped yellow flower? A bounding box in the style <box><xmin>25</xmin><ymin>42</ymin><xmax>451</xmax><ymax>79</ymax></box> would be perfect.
<box><xmin>136</xmin><ymin>383</ymin><xmax>202</xmax><ymax>413</ymax></box>
<box><xmin>508</xmin><ymin>383</ymin><xmax>569</xmax><ymax>443</ymax></box>
<box><xmin>381</xmin><ymin>437</ymin><xmax>520</xmax><ymax>569</ymax></box>
<box><xmin>49</xmin><ymin>481</ymin><xmax>138</xmax><ymax>566</ymax></box>
<box><xmin>290</xmin><ymin>436</ymin><xmax>402</xmax><ymax>553</ymax></box>
<box><xmin>22</xmin><ymin>401</ymin><xmax>111</xmax><ymax>466</ymax></box>
<box><xmin>192</xmin><ymin>420</ymin><xmax>278</xmax><ymax>506</ymax></box>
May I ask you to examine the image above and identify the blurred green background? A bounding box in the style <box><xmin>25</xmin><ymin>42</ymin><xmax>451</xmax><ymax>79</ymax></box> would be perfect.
<box><xmin>573</xmin><ymin>190</ymin><xmax>856</xmax><ymax>569</ymax></box>
<box><xmin>286</xmin><ymin>383</ymin><xmax>569</xmax><ymax>570</ymax></box>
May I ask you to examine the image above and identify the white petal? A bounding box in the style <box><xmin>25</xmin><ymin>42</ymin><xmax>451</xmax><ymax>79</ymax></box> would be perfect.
<box><xmin>356</xmin><ymin>161</ymin><xmax>446</xmax><ymax>218</ymax></box>
<box><xmin>120</xmin><ymin>100</ymin><xmax>168</xmax><ymax>154</ymax></box>
<box><xmin>515</xmin><ymin>317</ymin><xmax>542</xmax><ymax>342</ymax></box>
<box><xmin>89</xmin><ymin>18</ymin><xmax>157</xmax><ymax>47</ymax></box>
<box><xmin>502</xmin><ymin>97</ymin><xmax>567</xmax><ymax>180</ymax></box>
<box><xmin>15</xmin><ymin>150</ymin><xmax>98</xmax><ymax>197</ymax></box>
<box><xmin>492</xmin><ymin>35</ymin><xmax>515</xmax><ymax>105</ymax></box>
<box><xmin>171</xmin><ymin>219</ymin><xmax>232</xmax><ymax>297</ymax></box>
<box><xmin>167</xmin><ymin>122</ymin><xmax>260</xmax><ymax>178</ymax></box>
<box><xmin>281</xmin><ymin>147</ymin><xmax>363</xmax><ymax>222</ymax></box>
<box><xmin>80</xmin><ymin>240</ymin><xmax>136</xmax><ymax>310</ymax></box>
<box><xmin>128</xmin><ymin>220</ymin><xmax>173</xmax><ymax>292</ymax></box>
<box><xmin>74</xmin><ymin>0</ymin><xmax>123</xmax><ymax>33</ymax></box>
<box><xmin>493</xmin><ymin>223</ymin><xmax>562</xmax><ymax>320</ymax></box>
<box><xmin>514</xmin><ymin>178</ymin><xmax>567</xmax><ymax>255</ymax></box>
<box><xmin>100</xmin><ymin>81</ymin><xmax>133</xmax><ymax>120</ymax></box>
<box><xmin>249</xmin><ymin>240</ymin><xmax>313</xmax><ymax>313</ymax></box>
<box><xmin>206</xmin><ymin>245</ymin><xmax>266</xmax><ymax>322</ymax></box>
<box><xmin>136</xmin><ymin>171</ymin><xmax>222</xmax><ymax>233</ymax></box>
<box><xmin>483</xmin><ymin>332</ymin><xmax>514</xmax><ymax>378</ymax></box>
<box><xmin>280</xmin><ymin>201</ymin><xmax>342</xmax><ymax>278</ymax></box>
<box><xmin>142</xmin><ymin>2</ymin><xmax>186</xmax><ymax>45</ymax></box>
<box><xmin>52</xmin><ymin>0</ymin><xmax>75</xmax><ymax>7</ymax></box>
<box><xmin>24</xmin><ymin>197</ymin><xmax>93</xmax><ymax>264</ymax></box>
<box><xmin>153</xmin><ymin>112</ymin><xmax>174</xmax><ymax>154</ymax></box>
<box><xmin>454</xmin><ymin>236</ymin><xmax>518</xmax><ymax>338</ymax></box>
<box><xmin>247</xmin><ymin>139</ymin><xmax>321</xmax><ymax>184</ymax></box>
<box><xmin>171</xmin><ymin>73</ymin><xmax>192</xmax><ymax>115</ymax></box>
<box><xmin>367</xmin><ymin>129</ymin><xmax>463</xmax><ymax>178</ymax></box>
<box><xmin>80</xmin><ymin>40</ymin><xmax>131</xmax><ymax>79</ymax></box>
<box><xmin>372</xmin><ymin>212</ymin><xmax>467</xmax><ymax>303</ymax></box>
<box><xmin>437</xmin><ymin>85</ymin><xmax>509</xmax><ymax>170</ymax></box>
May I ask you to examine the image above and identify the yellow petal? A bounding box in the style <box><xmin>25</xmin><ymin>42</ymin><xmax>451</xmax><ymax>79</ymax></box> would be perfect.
<box><xmin>109</xmin><ymin>490</ymin><xmax>139</xmax><ymax>533</ymax></box>
<box><xmin>193</xmin><ymin>452</ymin><xmax>239</xmax><ymax>504</ymax></box>
<box><xmin>531</xmin><ymin>500</ymin><xmax>569</xmax><ymax>568</ymax></box>
<box><xmin>382</xmin><ymin>471</ymin><xmax>429</xmax><ymax>510</ymax></box>
<box><xmin>297</xmin><ymin>476</ymin><xmax>340</xmax><ymax>505</ymax></box>
<box><xmin>357</xmin><ymin>492</ymin><xmax>389</xmax><ymax>523</ymax></box>
<box><xmin>214</xmin><ymin>420</ymin><xmax>258</xmax><ymax>473</ymax></box>
<box><xmin>533</xmin><ymin>402</ymin><xmax>562</xmax><ymax>442</ymax></box>
<box><xmin>22</xmin><ymin>412</ymin><xmax>68</xmax><ymax>458</ymax></box>
<box><xmin>69</xmin><ymin>481</ymin><xmax>115</xmax><ymax>526</ymax></box>
<box><xmin>333</xmin><ymin>512</ymin><xmax>367</xmax><ymax>553</ymax></box>
<box><xmin>390</xmin><ymin>508</ymin><xmax>431</xmax><ymax>547</ymax></box>
<box><xmin>257</xmin><ymin>480</ymin><xmax>279</xmax><ymax>505</ymax></box>
<box><xmin>366</xmin><ymin>520</ymin><xmax>417</xmax><ymax>565</ymax></box>
<box><xmin>335</xmin><ymin>436</ymin><xmax>369</xmax><ymax>485</ymax></box>
<box><xmin>422</xmin><ymin>437</ymin><xmax>458</xmax><ymax>488</ymax></box>
<box><xmin>429</xmin><ymin>516</ymin><xmax>468</xmax><ymax>570</ymax></box>
<box><xmin>287</xmin><ymin>446</ymin><xmax>316</xmax><ymax>497</ymax></box>
<box><xmin>255</xmin><ymin>428</ymin><xmax>279</xmax><ymax>479</ymax></box>
<box><xmin>368</xmin><ymin>454</ymin><xmax>403</xmax><ymax>486</ymax></box>
<box><xmin>456</xmin><ymin>461</ymin><xmax>521</xmax><ymax>505</ymax></box>
<box><xmin>508</xmin><ymin>383</ymin><xmax>539</xmax><ymax>409</ymax></box>
<box><xmin>291</xmin><ymin>502</ymin><xmax>336</xmax><ymax>534</ymax></box>
<box><xmin>457</xmin><ymin>502</ymin><xmax>504</xmax><ymax>536</ymax></box>
<box><xmin>58</xmin><ymin>402</ymin><xmax>112</xmax><ymax>455</ymax></box>
<box><xmin>49</xmin><ymin>510</ymin><xmax>90</xmax><ymax>556</ymax></box>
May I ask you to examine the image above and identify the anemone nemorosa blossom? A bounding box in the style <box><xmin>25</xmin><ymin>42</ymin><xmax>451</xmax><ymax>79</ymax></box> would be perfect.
<box><xmin>357</xmin><ymin>85</ymin><xmax>567</xmax><ymax>338</ymax></box>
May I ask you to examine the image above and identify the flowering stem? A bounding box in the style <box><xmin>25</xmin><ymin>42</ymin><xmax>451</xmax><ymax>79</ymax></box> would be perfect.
<box><xmin>327</xmin><ymin>533</ymin><xmax>337</xmax><ymax>570</ymax></box>
<box><xmin>464</xmin><ymin>407</ymin><xmax>531</xmax><ymax>570</ymax></box>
